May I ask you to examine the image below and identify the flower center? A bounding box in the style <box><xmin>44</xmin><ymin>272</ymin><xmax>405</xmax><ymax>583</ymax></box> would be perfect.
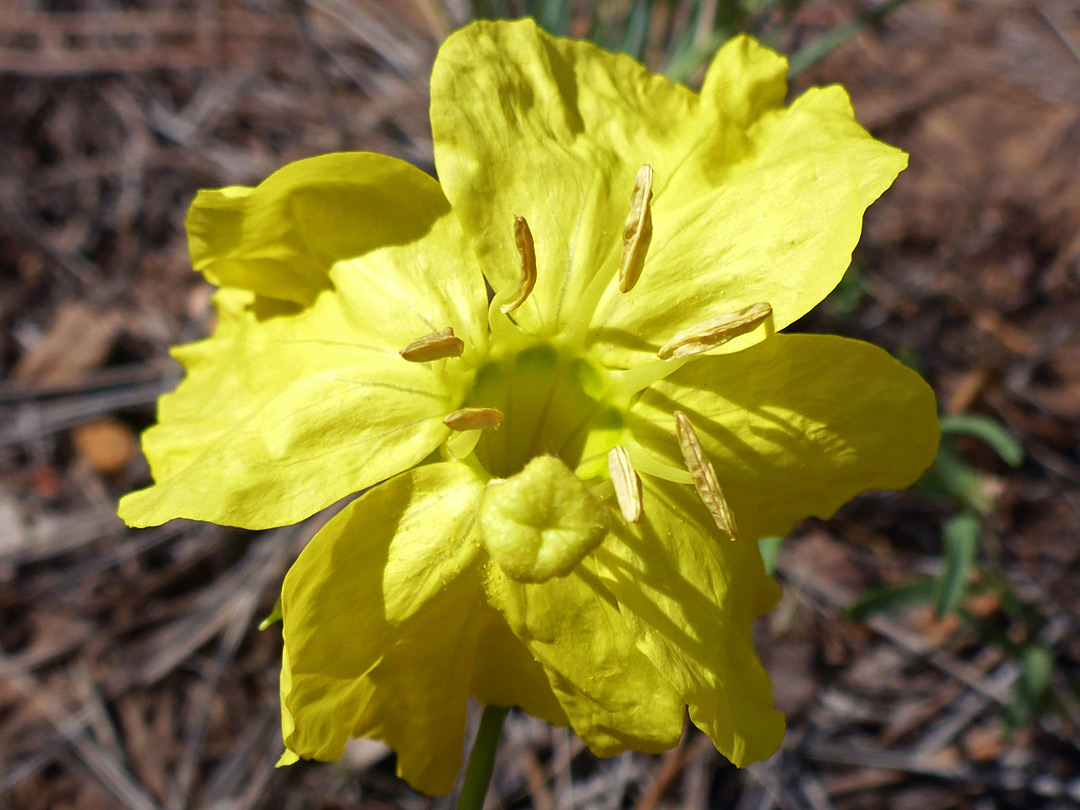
<box><xmin>466</xmin><ymin>343</ymin><xmax>623</xmax><ymax>480</ymax></box>
<box><xmin>405</xmin><ymin>169</ymin><xmax>766</xmax><ymax>547</ymax></box>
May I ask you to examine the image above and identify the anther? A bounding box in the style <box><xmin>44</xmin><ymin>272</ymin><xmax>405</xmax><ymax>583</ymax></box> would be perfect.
<box><xmin>673</xmin><ymin>411</ymin><xmax>738</xmax><ymax>539</ymax></box>
<box><xmin>444</xmin><ymin>407</ymin><xmax>504</xmax><ymax>431</ymax></box>
<box><xmin>607</xmin><ymin>444</ymin><xmax>643</xmax><ymax>524</ymax></box>
<box><xmin>618</xmin><ymin>164</ymin><xmax>654</xmax><ymax>294</ymax></box>
<box><xmin>501</xmin><ymin>215</ymin><xmax>537</xmax><ymax>314</ymax></box>
<box><xmin>400</xmin><ymin>327</ymin><xmax>464</xmax><ymax>362</ymax></box>
<box><xmin>658</xmin><ymin>302</ymin><xmax>772</xmax><ymax>360</ymax></box>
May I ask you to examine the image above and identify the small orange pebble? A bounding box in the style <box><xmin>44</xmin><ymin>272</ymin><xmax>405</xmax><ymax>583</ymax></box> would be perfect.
<box><xmin>73</xmin><ymin>419</ymin><xmax>137</xmax><ymax>475</ymax></box>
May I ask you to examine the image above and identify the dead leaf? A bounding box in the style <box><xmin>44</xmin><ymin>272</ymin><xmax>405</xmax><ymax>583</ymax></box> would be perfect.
<box><xmin>14</xmin><ymin>304</ymin><xmax>121</xmax><ymax>386</ymax></box>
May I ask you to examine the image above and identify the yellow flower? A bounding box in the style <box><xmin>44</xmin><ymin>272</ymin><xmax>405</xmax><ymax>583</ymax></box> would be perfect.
<box><xmin>119</xmin><ymin>19</ymin><xmax>939</xmax><ymax>795</ymax></box>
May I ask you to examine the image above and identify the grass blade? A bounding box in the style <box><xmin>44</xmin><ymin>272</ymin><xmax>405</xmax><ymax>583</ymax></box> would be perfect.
<box><xmin>940</xmin><ymin>413</ymin><xmax>1024</xmax><ymax>467</ymax></box>
<box><xmin>934</xmin><ymin>512</ymin><xmax>980</xmax><ymax>617</ymax></box>
<box><xmin>787</xmin><ymin>0</ymin><xmax>915</xmax><ymax>77</ymax></box>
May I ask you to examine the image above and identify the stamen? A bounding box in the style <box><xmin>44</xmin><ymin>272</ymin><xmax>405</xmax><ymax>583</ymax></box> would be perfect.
<box><xmin>500</xmin><ymin>215</ymin><xmax>537</xmax><ymax>314</ymax></box>
<box><xmin>444</xmin><ymin>407</ymin><xmax>504</xmax><ymax>431</ymax></box>
<box><xmin>400</xmin><ymin>327</ymin><xmax>464</xmax><ymax>362</ymax></box>
<box><xmin>623</xmin><ymin>440</ymin><xmax>692</xmax><ymax>485</ymax></box>
<box><xmin>673</xmin><ymin>411</ymin><xmax>738</xmax><ymax>539</ymax></box>
<box><xmin>618</xmin><ymin>164</ymin><xmax>654</xmax><ymax>294</ymax></box>
<box><xmin>658</xmin><ymin>303</ymin><xmax>773</xmax><ymax>360</ymax></box>
<box><xmin>607</xmin><ymin>444</ymin><xmax>642</xmax><ymax>524</ymax></box>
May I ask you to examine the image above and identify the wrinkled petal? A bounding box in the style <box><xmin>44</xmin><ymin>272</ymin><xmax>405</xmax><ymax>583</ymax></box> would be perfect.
<box><xmin>431</xmin><ymin>22</ymin><xmax>903</xmax><ymax>366</ymax></box>
<box><xmin>589</xmin><ymin>82</ymin><xmax>907</xmax><ymax>366</ymax></box>
<box><xmin>188</xmin><ymin>153</ymin><xmax>485</xmax><ymax>331</ymax></box>
<box><xmin>280</xmin><ymin>463</ymin><xmax>486</xmax><ymax>794</ymax></box>
<box><xmin>593</xmin><ymin>477</ymin><xmax>784</xmax><ymax>766</ymax></box>
<box><xmin>431</xmin><ymin>18</ymin><xmax>698</xmax><ymax>334</ymax></box>
<box><xmin>119</xmin><ymin>288</ymin><xmax>463</xmax><ymax>529</ymax></box>
<box><xmin>470</xmin><ymin>606</ymin><xmax>569</xmax><ymax>727</ymax></box>
<box><xmin>484</xmin><ymin>561</ymin><xmax>685</xmax><ymax>756</ymax></box>
<box><xmin>197</xmin><ymin>152</ymin><xmax>489</xmax><ymax>350</ymax></box>
<box><xmin>628</xmin><ymin>334</ymin><xmax>940</xmax><ymax>543</ymax></box>
<box><xmin>121</xmin><ymin>151</ymin><xmax>490</xmax><ymax>530</ymax></box>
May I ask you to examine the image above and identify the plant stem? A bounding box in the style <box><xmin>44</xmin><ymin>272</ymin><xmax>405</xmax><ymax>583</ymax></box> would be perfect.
<box><xmin>456</xmin><ymin>705</ymin><xmax>509</xmax><ymax>810</ymax></box>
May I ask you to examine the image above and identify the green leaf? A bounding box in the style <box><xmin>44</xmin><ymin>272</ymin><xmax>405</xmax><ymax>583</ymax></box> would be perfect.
<box><xmin>847</xmin><ymin>577</ymin><xmax>936</xmax><ymax>621</ymax></box>
<box><xmin>940</xmin><ymin>414</ymin><xmax>1023</xmax><ymax>467</ymax></box>
<box><xmin>531</xmin><ymin>0</ymin><xmax>574</xmax><ymax>36</ymax></box>
<box><xmin>821</xmin><ymin>260</ymin><xmax>866</xmax><ymax>317</ymax></box>
<box><xmin>758</xmin><ymin>535</ymin><xmax>784</xmax><ymax>576</ymax></box>
<box><xmin>934</xmin><ymin>512</ymin><xmax>980</xmax><ymax>617</ymax></box>
<box><xmin>1006</xmin><ymin>645</ymin><xmax>1054</xmax><ymax>731</ymax></box>
<box><xmin>916</xmin><ymin>443</ymin><xmax>997</xmax><ymax>513</ymax></box>
<box><xmin>787</xmin><ymin>0</ymin><xmax>917</xmax><ymax>77</ymax></box>
<box><xmin>621</xmin><ymin>0</ymin><xmax>655</xmax><ymax>62</ymax></box>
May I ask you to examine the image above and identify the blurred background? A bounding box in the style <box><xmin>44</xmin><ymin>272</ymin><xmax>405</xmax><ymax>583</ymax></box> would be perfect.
<box><xmin>1</xmin><ymin>1</ymin><xmax>1079</xmax><ymax>808</ymax></box>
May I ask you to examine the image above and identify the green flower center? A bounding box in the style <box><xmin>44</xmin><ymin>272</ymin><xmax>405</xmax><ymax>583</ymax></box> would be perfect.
<box><xmin>467</xmin><ymin>343</ymin><xmax>623</xmax><ymax>480</ymax></box>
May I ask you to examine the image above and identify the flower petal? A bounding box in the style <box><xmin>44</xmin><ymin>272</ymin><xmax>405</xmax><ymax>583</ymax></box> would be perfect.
<box><xmin>431</xmin><ymin>18</ymin><xmax>698</xmax><ymax>334</ymax></box>
<box><xmin>119</xmin><ymin>288</ymin><xmax>458</xmax><ymax>529</ymax></box>
<box><xmin>470</xmin><ymin>607</ymin><xmax>569</xmax><ymax>727</ymax></box>
<box><xmin>280</xmin><ymin>463</ymin><xmax>486</xmax><ymax>795</ymax></box>
<box><xmin>484</xmin><ymin>561</ymin><xmax>685</xmax><ymax>756</ymax></box>
<box><xmin>122</xmin><ymin>150</ymin><xmax>491</xmax><ymax>530</ymax></box>
<box><xmin>593</xmin><ymin>476</ymin><xmax>784</xmax><ymax>766</ymax></box>
<box><xmin>189</xmin><ymin>151</ymin><xmax>488</xmax><ymax>354</ymax></box>
<box><xmin>431</xmin><ymin>22</ymin><xmax>901</xmax><ymax>362</ymax></box>
<box><xmin>590</xmin><ymin>79</ymin><xmax>907</xmax><ymax>366</ymax></box>
<box><xmin>188</xmin><ymin>153</ymin><xmax>483</xmax><ymax>323</ymax></box>
<box><xmin>628</xmin><ymin>334</ymin><xmax>940</xmax><ymax>543</ymax></box>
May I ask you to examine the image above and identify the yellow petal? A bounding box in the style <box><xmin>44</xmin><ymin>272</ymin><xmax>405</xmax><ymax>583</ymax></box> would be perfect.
<box><xmin>592</xmin><ymin>476</ymin><xmax>785</xmax><ymax>766</ymax></box>
<box><xmin>431</xmin><ymin>19</ymin><xmax>698</xmax><ymax>334</ymax></box>
<box><xmin>628</xmin><ymin>334</ymin><xmax>940</xmax><ymax>543</ymax></box>
<box><xmin>590</xmin><ymin>76</ymin><xmax>907</xmax><ymax>366</ymax></box>
<box><xmin>280</xmin><ymin>463</ymin><xmax>486</xmax><ymax>795</ymax></box>
<box><xmin>698</xmin><ymin>34</ymin><xmax>788</xmax><ymax>127</ymax></box>
<box><xmin>119</xmin><ymin>288</ymin><xmax>457</xmax><ymax>529</ymax></box>
<box><xmin>431</xmin><ymin>23</ymin><xmax>896</xmax><ymax>362</ymax></box>
<box><xmin>188</xmin><ymin>153</ymin><xmax>481</xmax><ymax>317</ymax></box>
<box><xmin>484</xmin><ymin>560</ymin><xmax>684</xmax><ymax>756</ymax></box>
<box><xmin>188</xmin><ymin>152</ymin><xmax>487</xmax><ymax>354</ymax></box>
<box><xmin>470</xmin><ymin>607</ymin><xmax>569</xmax><ymax>727</ymax></box>
<box><xmin>122</xmin><ymin>149</ymin><xmax>491</xmax><ymax>530</ymax></box>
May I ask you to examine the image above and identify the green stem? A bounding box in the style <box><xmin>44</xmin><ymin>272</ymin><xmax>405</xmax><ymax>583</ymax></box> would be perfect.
<box><xmin>456</xmin><ymin>705</ymin><xmax>508</xmax><ymax>810</ymax></box>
